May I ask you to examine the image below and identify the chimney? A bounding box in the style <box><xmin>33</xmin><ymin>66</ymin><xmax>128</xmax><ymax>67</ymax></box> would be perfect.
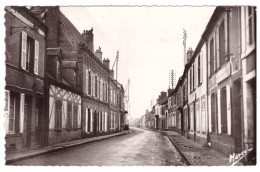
<box><xmin>82</xmin><ymin>28</ymin><xmax>94</xmax><ymax>53</ymax></box>
<box><xmin>187</xmin><ymin>48</ymin><xmax>194</xmax><ymax>63</ymax></box>
<box><xmin>95</xmin><ymin>47</ymin><xmax>102</xmax><ymax>61</ymax></box>
<box><xmin>110</xmin><ymin>70</ymin><xmax>114</xmax><ymax>79</ymax></box>
<box><xmin>103</xmin><ymin>58</ymin><xmax>110</xmax><ymax>69</ymax></box>
<box><xmin>32</xmin><ymin>6</ymin><xmax>60</xmax><ymax>48</ymax></box>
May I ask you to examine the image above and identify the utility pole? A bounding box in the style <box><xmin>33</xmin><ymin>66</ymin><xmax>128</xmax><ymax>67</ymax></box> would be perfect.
<box><xmin>116</xmin><ymin>50</ymin><xmax>119</xmax><ymax>82</ymax></box>
<box><xmin>183</xmin><ymin>29</ymin><xmax>187</xmax><ymax>65</ymax></box>
<box><xmin>112</xmin><ymin>50</ymin><xmax>119</xmax><ymax>82</ymax></box>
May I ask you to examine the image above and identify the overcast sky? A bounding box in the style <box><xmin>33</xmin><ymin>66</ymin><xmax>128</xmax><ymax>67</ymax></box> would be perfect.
<box><xmin>60</xmin><ymin>6</ymin><xmax>215</xmax><ymax>119</ymax></box>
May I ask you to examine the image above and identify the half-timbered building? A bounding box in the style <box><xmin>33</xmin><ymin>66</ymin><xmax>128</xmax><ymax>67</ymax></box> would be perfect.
<box><xmin>45</xmin><ymin>48</ymin><xmax>82</xmax><ymax>145</ymax></box>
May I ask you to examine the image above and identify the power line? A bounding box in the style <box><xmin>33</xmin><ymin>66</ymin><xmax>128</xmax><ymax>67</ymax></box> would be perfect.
<box><xmin>80</xmin><ymin>7</ymin><xmax>115</xmax><ymax>50</ymax></box>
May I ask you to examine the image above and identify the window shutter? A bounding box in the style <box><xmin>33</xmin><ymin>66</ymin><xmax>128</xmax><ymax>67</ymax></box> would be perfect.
<box><xmin>217</xmin><ymin>89</ymin><xmax>221</xmax><ymax>134</ymax></box>
<box><xmin>226</xmin><ymin>85</ymin><xmax>231</xmax><ymax>135</ymax></box>
<box><xmin>97</xmin><ymin>76</ymin><xmax>100</xmax><ymax>98</ymax></box>
<box><xmin>78</xmin><ymin>105</ymin><xmax>81</xmax><ymax>128</ymax></box>
<box><xmin>20</xmin><ymin>93</ymin><xmax>25</xmax><ymax>133</ymax></box>
<box><xmin>4</xmin><ymin>90</ymin><xmax>10</xmax><ymax>133</ymax></box>
<box><xmin>200</xmin><ymin>52</ymin><xmax>203</xmax><ymax>83</ymax></box>
<box><xmin>85</xmin><ymin>108</ymin><xmax>88</xmax><ymax>132</ymax></box>
<box><xmin>21</xmin><ymin>31</ymin><xmax>27</xmax><ymax>69</ymax></box>
<box><xmin>100</xmin><ymin>79</ymin><xmax>103</xmax><ymax>101</ymax></box>
<box><xmin>105</xmin><ymin>112</ymin><xmax>107</xmax><ymax>131</ymax></box>
<box><xmin>224</xmin><ymin>14</ymin><xmax>228</xmax><ymax>54</ymax></box>
<box><xmin>90</xmin><ymin>109</ymin><xmax>93</xmax><ymax>132</ymax></box>
<box><xmin>86</xmin><ymin>69</ymin><xmax>88</xmax><ymax>94</ymax></box>
<box><xmin>216</xmin><ymin>29</ymin><xmax>220</xmax><ymax>68</ymax></box>
<box><xmin>34</xmin><ymin>40</ymin><xmax>39</xmax><ymax>74</ymax></box>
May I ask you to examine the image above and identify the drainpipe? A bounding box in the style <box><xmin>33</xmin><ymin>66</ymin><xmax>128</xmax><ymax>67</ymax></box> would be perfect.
<box><xmin>205</xmin><ymin>38</ymin><xmax>211</xmax><ymax>147</ymax></box>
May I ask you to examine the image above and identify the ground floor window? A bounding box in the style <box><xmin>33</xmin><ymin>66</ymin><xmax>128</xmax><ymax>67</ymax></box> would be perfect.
<box><xmin>196</xmin><ymin>102</ymin><xmax>200</xmax><ymax>133</ymax></box>
<box><xmin>55</xmin><ymin>100</ymin><xmax>62</xmax><ymax>131</ymax></box>
<box><xmin>73</xmin><ymin>105</ymin><xmax>78</xmax><ymax>129</ymax></box>
<box><xmin>189</xmin><ymin>105</ymin><xmax>194</xmax><ymax>131</ymax></box>
<box><xmin>67</xmin><ymin>103</ymin><xmax>72</xmax><ymax>130</ymax></box>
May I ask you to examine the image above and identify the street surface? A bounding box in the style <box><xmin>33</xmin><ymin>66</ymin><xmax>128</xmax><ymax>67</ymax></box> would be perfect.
<box><xmin>12</xmin><ymin>128</ymin><xmax>184</xmax><ymax>166</ymax></box>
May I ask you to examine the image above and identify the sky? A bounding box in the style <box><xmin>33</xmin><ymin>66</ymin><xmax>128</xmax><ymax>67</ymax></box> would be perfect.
<box><xmin>60</xmin><ymin>7</ymin><xmax>215</xmax><ymax>119</ymax></box>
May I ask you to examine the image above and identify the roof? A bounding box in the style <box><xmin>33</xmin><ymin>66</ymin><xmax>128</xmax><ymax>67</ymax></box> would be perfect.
<box><xmin>47</xmin><ymin>48</ymin><xmax>62</xmax><ymax>57</ymax></box>
<box><xmin>59</xmin><ymin>11</ymin><xmax>85</xmax><ymax>44</ymax></box>
<box><xmin>62</xmin><ymin>61</ymin><xmax>78</xmax><ymax>69</ymax></box>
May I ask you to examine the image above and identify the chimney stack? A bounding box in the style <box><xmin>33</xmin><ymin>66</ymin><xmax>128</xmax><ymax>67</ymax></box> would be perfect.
<box><xmin>95</xmin><ymin>47</ymin><xmax>102</xmax><ymax>61</ymax></box>
<box><xmin>110</xmin><ymin>70</ymin><xmax>114</xmax><ymax>79</ymax></box>
<box><xmin>82</xmin><ymin>28</ymin><xmax>94</xmax><ymax>53</ymax></box>
<box><xmin>187</xmin><ymin>48</ymin><xmax>194</xmax><ymax>63</ymax></box>
<box><xmin>103</xmin><ymin>58</ymin><xmax>110</xmax><ymax>69</ymax></box>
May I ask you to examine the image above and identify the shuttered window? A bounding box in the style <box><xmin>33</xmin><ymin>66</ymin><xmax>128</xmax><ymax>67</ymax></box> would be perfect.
<box><xmin>211</xmin><ymin>93</ymin><xmax>218</xmax><ymax>133</ymax></box>
<box><xmin>55</xmin><ymin>100</ymin><xmax>62</xmax><ymax>131</ymax></box>
<box><xmin>219</xmin><ymin>20</ymin><xmax>226</xmax><ymax>67</ymax></box>
<box><xmin>67</xmin><ymin>103</ymin><xmax>72</xmax><ymax>130</ymax></box>
<box><xmin>19</xmin><ymin>93</ymin><xmax>25</xmax><ymax>133</ymax></box>
<box><xmin>209</xmin><ymin>38</ymin><xmax>215</xmax><ymax>75</ymax></box>
<box><xmin>34</xmin><ymin>40</ymin><xmax>39</xmax><ymax>74</ymax></box>
<box><xmin>21</xmin><ymin>31</ymin><xmax>27</xmax><ymax>70</ymax></box>
<box><xmin>73</xmin><ymin>105</ymin><xmax>78</xmax><ymax>129</ymax></box>
<box><xmin>220</xmin><ymin>87</ymin><xmax>227</xmax><ymax>134</ymax></box>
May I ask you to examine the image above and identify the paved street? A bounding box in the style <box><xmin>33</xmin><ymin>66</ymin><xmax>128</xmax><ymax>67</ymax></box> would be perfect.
<box><xmin>11</xmin><ymin>128</ymin><xmax>183</xmax><ymax>166</ymax></box>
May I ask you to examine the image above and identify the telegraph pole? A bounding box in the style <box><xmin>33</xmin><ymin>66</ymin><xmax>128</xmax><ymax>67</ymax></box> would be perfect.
<box><xmin>183</xmin><ymin>29</ymin><xmax>187</xmax><ymax>65</ymax></box>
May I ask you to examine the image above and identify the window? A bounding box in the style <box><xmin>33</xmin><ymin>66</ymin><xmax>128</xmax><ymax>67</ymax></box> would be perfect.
<box><xmin>105</xmin><ymin>112</ymin><xmax>107</xmax><ymax>131</ymax></box>
<box><xmin>198</xmin><ymin>55</ymin><xmax>201</xmax><ymax>85</ymax></box>
<box><xmin>86</xmin><ymin>108</ymin><xmax>91</xmax><ymax>132</ymax></box>
<box><xmin>95</xmin><ymin>76</ymin><xmax>97</xmax><ymax>97</ymax></box>
<box><xmin>67</xmin><ymin>103</ymin><xmax>72</xmax><ymax>130</ymax></box>
<box><xmin>201</xmin><ymin>99</ymin><xmax>206</xmax><ymax>133</ymax></box>
<box><xmin>57</xmin><ymin>60</ymin><xmax>61</xmax><ymax>79</ymax></box>
<box><xmin>73</xmin><ymin>104</ymin><xmax>78</xmax><ymax>129</ymax></box>
<box><xmin>100</xmin><ymin>79</ymin><xmax>103</xmax><ymax>101</ymax></box>
<box><xmin>88</xmin><ymin>71</ymin><xmax>91</xmax><ymax>95</ymax></box>
<box><xmin>209</xmin><ymin>38</ymin><xmax>215</xmax><ymax>75</ymax></box>
<box><xmin>92</xmin><ymin>73</ymin><xmax>94</xmax><ymax>96</ymax></box>
<box><xmin>219</xmin><ymin>20</ymin><xmax>226</xmax><ymax>66</ymax></box>
<box><xmin>106</xmin><ymin>83</ymin><xmax>108</xmax><ymax>102</ymax></box>
<box><xmin>220</xmin><ymin>87</ymin><xmax>227</xmax><ymax>134</ymax></box>
<box><xmin>211</xmin><ymin>93</ymin><xmax>218</xmax><ymax>133</ymax></box>
<box><xmin>34</xmin><ymin>41</ymin><xmax>39</xmax><ymax>74</ymax></box>
<box><xmin>189</xmin><ymin>105</ymin><xmax>194</xmax><ymax>131</ymax></box>
<box><xmin>21</xmin><ymin>31</ymin><xmax>39</xmax><ymax>74</ymax></box>
<box><xmin>102</xmin><ymin>112</ymin><xmax>105</xmax><ymax>131</ymax></box>
<box><xmin>55</xmin><ymin>100</ymin><xmax>62</xmax><ymax>131</ymax></box>
<box><xmin>192</xmin><ymin>64</ymin><xmax>195</xmax><ymax>90</ymax></box>
<box><xmin>8</xmin><ymin>93</ymin><xmax>16</xmax><ymax>133</ymax></box>
<box><xmin>111</xmin><ymin>111</ymin><xmax>113</xmax><ymax>128</ymax></box>
<box><xmin>196</xmin><ymin>102</ymin><xmax>200</xmax><ymax>133</ymax></box>
<box><xmin>190</xmin><ymin>70</ymin><xmax>192</xmax><ymax>92</ymax></box>
<box><xmin>247</xmin><ymin>7</ymin><xmax>255</xmax><ymax>45</ymax></box>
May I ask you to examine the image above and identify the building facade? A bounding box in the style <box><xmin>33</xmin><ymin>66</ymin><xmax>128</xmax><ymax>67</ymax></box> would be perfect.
<box><xmin>240</xmin><ymin>6</ymin><xmax>256</xmax><ymax>163</ymax></box>
<box><xmin>5</xmin><ymin>6</ymin><xmax>48</xmax><ymax>150</ymax></box>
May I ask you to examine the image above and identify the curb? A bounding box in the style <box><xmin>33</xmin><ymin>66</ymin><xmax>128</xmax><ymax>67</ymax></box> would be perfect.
<box><xmin>142</xmin><ymin>128</ymin><xmax>191</xmax><ymax>165</ymax></box>
<box><xmin>6</xmin><ymin>131</ymin><xmax>129</xmax><ymax>165</ymax></box>
<box><xmin>164</xmin><ymin>134</ymin><xmax>191</xmax><ymax>165</ymax></box>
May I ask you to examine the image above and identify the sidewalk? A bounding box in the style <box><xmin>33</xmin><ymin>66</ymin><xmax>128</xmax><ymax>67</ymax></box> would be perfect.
<box><xmin>6</xmin><ymin>130</ymin><xmax>130</xmax><ymax>165</ymax></box>
<box><xmin>163</xmin><ymin>130</ymin><xmax>243</xmax><ymax>166</ymax></box>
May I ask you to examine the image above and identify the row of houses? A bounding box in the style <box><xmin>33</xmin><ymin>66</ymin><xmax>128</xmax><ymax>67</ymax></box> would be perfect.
<box><xmin>139</xmin><ymin>6</ymin><xmax>256</xmax><ymax>164</ymax></box>
<box><xmin>4</xmin><ymin>6</ymin><xmax>127</xmax><ymax>151</ymax></box>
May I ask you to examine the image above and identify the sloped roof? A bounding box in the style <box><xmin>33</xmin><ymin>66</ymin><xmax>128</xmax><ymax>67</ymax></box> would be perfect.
<box><xmin>62</xmin><ymin>61</ymin><xmax>78</xmax><ymax>69</ymax></box>
<box><xmin>59</xmin><ymin>11</ymin><xmax>85</xmax><ymax>44</ymax></box>
<box><xmin>47</xmin><ymin>47</ymin><xmax>62</xmax><ymax>57</ymax></box>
